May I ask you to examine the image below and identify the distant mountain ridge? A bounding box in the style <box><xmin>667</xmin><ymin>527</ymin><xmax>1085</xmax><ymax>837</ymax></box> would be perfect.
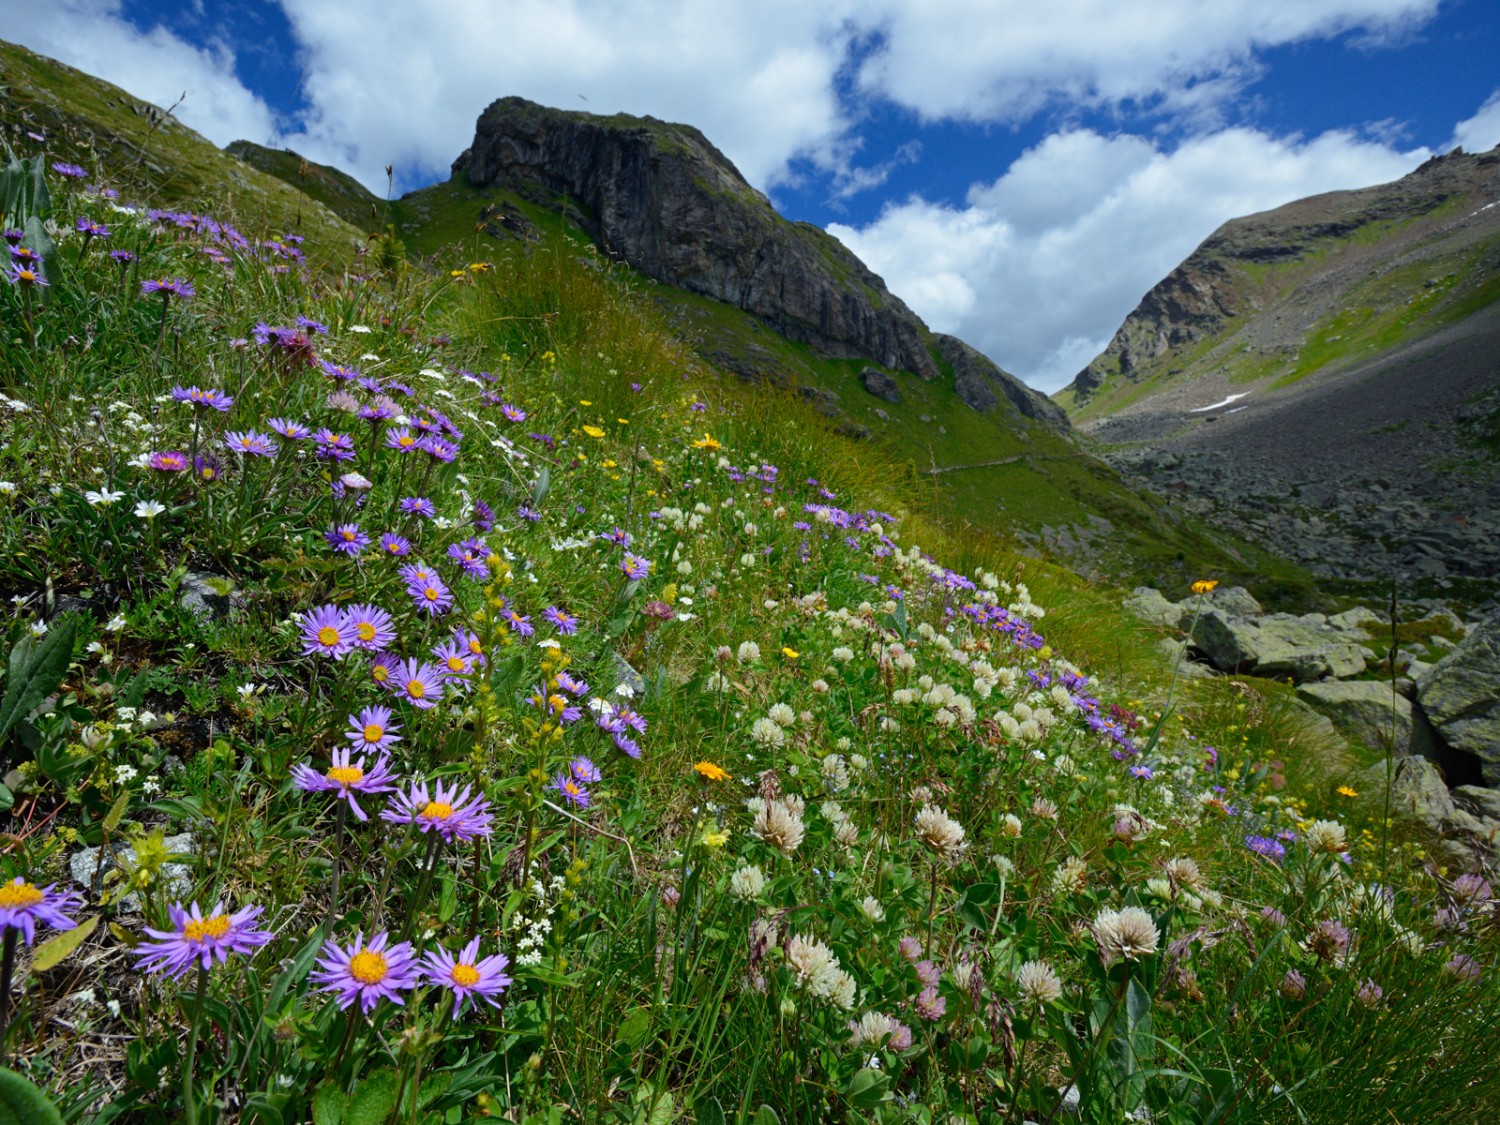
<box><xmin>1058</xmin><ymin>146</ymin><xmax>1500</xmax><ymax>598</ymax></box>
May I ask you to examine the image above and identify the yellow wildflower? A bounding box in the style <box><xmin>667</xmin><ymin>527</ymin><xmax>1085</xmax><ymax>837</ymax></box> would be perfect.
<box><xmin>701</xmin><ymin>828</ymin><xmax>730</xmax><ymax>849</ymax></box>
<box><xmin>582</xmin><ymin>425</ymin><xmax>606</xmax><ymax>438</ymax></box>
<box><xmin>782</xmin><ymin>646</ymin><xmax>800</xmax><ymax>660</ymax></box>
<box><xmin>1191</xmin><ymin>579</ymin><xmax>1219</xmax><ymax>595</ymax></box>
<box><xmin>691</xmin><ymin>434</ymin><xmax>721</xmax><ymax>450</ymax></box>
<box><xmin>694</xmin><ymin>761</ymin><xmax>730</xmax><ymax>782</ymax></box>
<box><xmin>1336</xmin><ymin>785</ymin><xmax>1358</xmax><ymax>798</ymax></box>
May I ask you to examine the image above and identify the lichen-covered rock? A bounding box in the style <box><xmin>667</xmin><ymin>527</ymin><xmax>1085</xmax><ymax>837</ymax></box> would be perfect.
<box><xmin>859</xmin><ymin>367</ymin><xmax>902</xmax><ymax>404</ymax></box>
<box><xmin>1416</xmin><ymin>611</ymin><xmax>1500</xmax><ymax>785</ymax></box>
<box><xmin>1296</xmin><ymin>680</ymin><xmax>1412</xmax><ymax>752</ymax></box>
<box><xmin>1124</xmin><ymin>587</ymin><xmax>1186</xmax><ymax>630</ymax></box>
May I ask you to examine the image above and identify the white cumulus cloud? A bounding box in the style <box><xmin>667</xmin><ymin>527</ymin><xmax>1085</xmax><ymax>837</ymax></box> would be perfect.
<box><xmin>830</xmin><ymin>126</ymin><xmax>1431</xmax><ymax>393</ymax></box>
<box><xmin>1451</xmin><ymin>90</ymin><xmax>1500</xmax><ymax>154</ymax></box>
<box><xmin>0</xmin><ymin>0</ymin><xmax>278</xmax><ymax>148</ymax></box>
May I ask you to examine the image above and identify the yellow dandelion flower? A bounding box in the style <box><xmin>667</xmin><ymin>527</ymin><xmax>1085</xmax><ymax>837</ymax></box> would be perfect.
<box><xmin>1191</xmin><ymin>579</ymin><xmax>1219</xmax><ymax>595</ymax></box>
<box><xmin>468</xmin><ymin>261</ymin><xmax>491</xmax><ymax>273</ymax></box>
<box><xmin>694</xmin><ymin>760</ymin><xmax>730</xmax><ymax>782</ymax></box>
<box><xmin>582</xmin><ymin>425</ymin><xmax>606</xmax><ymax>438</ymax></box>
<box><xmin>782</xmin><ymin>646</ymin><xmax>800</xmax><ymax>659</ymax></box>
<box><xmin>1336</xmin><ymin>785</ymin><xmax>1358</xmax><ymax>798</ymax></box>
<box><xmin>579</xmin><ymin>399</ymin><xmax>593</xmax><ymax>406</ymax></box>
<box><xmin>691</xmin><ymin>434</ymin><xmax>721</xmax><ymax>450</ymax></box>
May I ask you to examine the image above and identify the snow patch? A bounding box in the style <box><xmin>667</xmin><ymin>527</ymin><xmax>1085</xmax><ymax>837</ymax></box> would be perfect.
<box><xmin>1190</xmin><ymin>392</ymin><xmax>1251</xmax><ymax>413</ymax></box>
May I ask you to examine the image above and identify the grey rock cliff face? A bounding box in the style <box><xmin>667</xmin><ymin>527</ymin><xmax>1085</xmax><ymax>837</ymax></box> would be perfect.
<box><xmin>460</xmin><ymin>97</ymin><xmax>936</xmax><ymax>378</ymax></box>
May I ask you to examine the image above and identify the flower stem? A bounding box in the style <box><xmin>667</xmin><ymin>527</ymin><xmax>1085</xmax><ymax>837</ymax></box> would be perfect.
<box><xmin>329</xmin><ymin>798</ymin><xmax>348</xmax><ymax>928</ymax></box>
<box><xmin>0</xmin><ymin>927</ymin><xmax>17</xmax><ymax>1058</ymax></box>
<box><xmin>184</xmin><ymin>962</ymin><xmax>209</xmax><ymax>1125</ymax></box>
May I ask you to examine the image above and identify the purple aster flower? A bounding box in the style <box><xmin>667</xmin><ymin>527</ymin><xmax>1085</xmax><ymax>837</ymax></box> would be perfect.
<box><xmin>0</xmin><ymin>877</ymin><xmax>83</xmax><ymax>945</ymax></box>
<box><xmin>1128</xmin><ymin>764</ymin><xmax>1154</xmax><ymax>779</ymax></box>
<box><xmin>141</xmin><ymin>277</ymin><xmax>196</xmax><ymax>301</ymax></box>
<box><xmin>569</xmin><ymin>757</ymin><xmax>601</xmax><ymax>784</ymax></box>
<box><xmin>500</xmin><ymin>403</ymin><xmax>527</xmax><ymax>422</ymax></box>
<box><xmin>297</xmin><ymin>315</ymin><xmax>328</xmax><ymax>335</ymax></box>
<box><xmin>368</xmin><ymin>651</ymin><xmax>400</xmax><ymax>689</ymax></box>
<box><xmin>109</xmin><ymin>249</ymin><xmax>135</xmax><ymax>265</ymax></box>
<box><xmin>399</xmin><ymin>496</ymin><xmax>436</xmax><ymax>519</ymax></box>
<box><xmin>343</xmin><ymin>603</ymin><xmax>396</xmax><ymax>650</ymax></box>
<box><xmin>384</xmin><ymin>426</ymin><xmax>421</xmax><ymax>453</ymax></box>
<box><xmin>610</xmin><ymin>732</ymin><xmax>642</xmax><ymax>759</ymax></box>
<box><xmin>532</xmin><ymin>684</ymin><xmax>582</xmax><ymax>726</ymax></box>
<box><xmin>406</xmin><ymin>571</ymin><xmax>454</xmax><ymax>617</ymax></box>
<box><xmin>171</xmin><ymin>385</ymin><xmax>233</xmax><ymax>412</ymax></box>
<box><xmin>1245</xmin><ymin>835</ymin><xmax>1286</xmax><ymax>863</ymax></box>
<box><xmin>132</xmin><ymin>901</ymin><xmax>273</xmax><ymax>978</ymax></box>
<box><xmin>312</xmin><ymin>429</ymin><xmax>356</xmax><ymax>462</ymax></box>
<box><xmin>358</xmin><ymin>400</ymin><xmax>398</xmax><ymax>423</ymax></box>
<box><xmin>556</xmin><ymin>671</ymin><xmax>589</xmax><ymax>697</ymax></box>
<box><xmin>75</xmin><ymin>217</ymin><xmax>109</xmax><ymax>239</ymax></box>
<box><xmin>310</xmin><ymin>931</ymin><xmax>419</xmax><ymax>1013</ymax></box>
<box><xmin>301</xmin><ymin>603</ymin><xmax>357</xmax><ymax>659</ymax></box>
<box><xmin>603</xmin><ymin>527</ymin><xmax>632</xmax><ymax>548</ymax></box>
<box><xmin>345</xmin><ymin>706</ymin><xmax>401</xmax><ymax>753</ymax></box>
<box><xmin>381</xmin><ymin>779</ymin><xmax>492</xmax><ymax>841</ymax></box>
<box><xmin>291</xmin><ymin>747</ymin><xmax>397</xmax><ymax>821</ymax></box>
<box><xmin>268</xmin><ymin>417</ymin><xmax>310</xmax><ymax>440</ymax></box>
<box><xmin>422</xmin><ymin>938</ymin><xmax>512</xmax><ymax>1019</ymax></box>
<box><xmin>431</xmin><ymin>639</ymin><xmax>474</xmax><ymax>679</ymax></box>
<box><xmin>223</xmin><ymin>430</ymin><xmax>278</xmax><ymax>456</ymax></box>
<box><xmin>319</xmin><ymin>361</ymin><xmax>358</xmax><ymax>384</ymax></box>
<box><xmin>390</xmin><ymin>658</ymin><xmax>445</xmax><ymax>709</ymax></box>
<box><xmin>621</xmin><ymin>554</ymin><xmax>651</xmax><ymax>581</ymax></box>
<box><xmin>446</xmin><ymin>540</ymin><xmax>490</xmax><ymax>580</ymax></box>
<box><xmin>517</xmin><ymin>504</ymin><xmax>541</xmax><ymax>522</ymax></box>
<box><xmin>417</xmin><ymin>435</ymin><xmax>458</xmax><ymax>463</ymax></box>
<box><xmin>543</xmin><ymin>606</ymin><xmax>578</xmax><ymax>635</ymax></box>
<box><xmin>503</xmin><ymin>609</ymin><xmax>533</xmax><ymax>637</ymax></box>
<box><xmin>551</xmin><ymin>771</ymin><xmax>590</xmax><ymax>808</ymax></box>
<box><xmin>379</xmin><ymin>532</ymin><xmax>411</xmax><ymax>557</ymax></box>
<box><xmin>193</xmin><ymin>453</ymin><xmax>222</xmax><ymax>482</ymax></box>
<box><xmin>148</xmin><ymin>450</ymin><xmax>190</xmax><ymax>473</ymax></box>
<box><xmin>2</xmin><ymin>229</ymin><xmax>21</xmax><ymax>246</ymax></box>
<box><xmin>51</xmin><ymin>162</ymin><xmax>88</xmax><ymax>179</ymax></box>
<box><xmin>472</xmin><ymin>500</ymin><xmax>495</xmax><ymax>532</ymax></box>
<box><xmin>325</xmin><ymin>523</ymin><xmax>370</xmax><ymax>557</ymax></box>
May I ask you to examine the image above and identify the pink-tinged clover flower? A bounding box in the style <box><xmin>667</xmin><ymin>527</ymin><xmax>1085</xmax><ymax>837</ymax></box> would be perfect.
<box><xmin>310</xmin><ymin>931</ymin><xmax>419</xmax><ymax>1013</ymax></box>
<box><xmin>132</xmin><ymin>901</ymin><xmax>272</xmax><ymax>978</ymax></box>
<box><xmin>148</xmin><ymin>450</ymin><xmax>190</xmax><ymax>473</ymax></box>
<box><xmin>301</xmin><ymin>604</ymin><xmax>356</xmax><ymax>659</ymax></box>
<box><xmin>344</xmin><ymin>603</ymin><xmax>397</xmax><ymax>650</ymax></box>
<box><xmin>390</xmin><ymin>658</ymin><xmax>445</xmax><ymax>709</ymax></box>
<box><xmin>223</xmin><ymin>430</ymin><xmax>278</xmax><ymax>456</ymax></box>
<box><xmin>345</xmin><ymin>706</ymin><xmax>401</xmax><ymax>753</ymax></box>
<box><xmin>291</xmin><ymin>747</ymin><xmax>397</xmax><ymax>821</ymax></box>
<box><xmin>422</xmin><ymin>938</ymin><xmax>512</xmax><ymax>1018</ymax></box>
<box><xmin>325</xmin><ymin>523</ymin><xmax>370</xmax><ymax>557</ymax></box>
<box><xmin>381</xmin><ymin>779</ymin><xmax>492</xmax><ymax>841</ymax></box>
<box><xmin>0</xmin><ymin>877</ymin><xmax>83</xmax><ymax>945</ymax></box>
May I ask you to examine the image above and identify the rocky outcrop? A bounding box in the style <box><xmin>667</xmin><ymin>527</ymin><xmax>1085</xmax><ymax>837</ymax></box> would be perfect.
<box><xmin>932</xmin><ymin>334</ymin><xmax>1068</xmax><ymax>427</ymax></box>
<box><xmin>860</xmin><ymin>367</ymin><xmax>902</xmax><ymax>404</ymax></box>
<box><xmin>1189</xmin><ymin>610</ymin><xmax>1367</xmax><ymax>683</ymax></box>
<box><xmin>1297</xmin><ymin>680</ymin><xmax>1412</xmax><ymax>753</ymax></box>
<box><xmin>458</xmin><ymin>97</ymin><xmax>938</xmax><ymax>378</ymax></box>
<box><xmin>1415</xmin><ymin>612</ymin><xmax>1500</xmax><ymax>785</ymax></box>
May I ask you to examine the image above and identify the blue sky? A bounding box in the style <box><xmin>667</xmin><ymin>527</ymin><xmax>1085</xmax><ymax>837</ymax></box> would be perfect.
<box><xmin>7</xmin><ymin>1</ymin><xmax>1498</xmax><ymax>390</ymax></box>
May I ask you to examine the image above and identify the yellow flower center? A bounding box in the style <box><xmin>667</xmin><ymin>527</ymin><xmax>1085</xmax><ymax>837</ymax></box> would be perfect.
<box><xmin>0</xmin><ymin>881</ymin><xmax>44</xmax><ymax>909</ymax></box>
<box><xmin>361</xmin><ymin>724</ymin><xmax>384</xmax><ymax>744</ymax></box>
<box><xmin>398</xmin><ymin>435</ymin><xmax>415</xmax><ymax>447</ymax></box>
<box><xmin>341</xmin><ymin>529</ymin><xmax>357</xmax><ymax>541</ymax></box>
<box><xmin>317</xmin><ymin>625</ymin><xmax>341</xmax><ymax>647</ymax></box>
<box><xmin>183</xmin><ymin>914</ymin><xmax>231</xmax><ymax>943</ymax></box>
<box><xmin>445</xmin><ymin>657</ymin><xmax>465</xmax><ymax>673</ymax></box>
<box><xmin>348</xmin><ymin>950</ymin><xmax>388</xmax><ymax>985</ymax></box>
<box><xmin>450</xmin><ymin>963</ymin><xmax>481</xmax><ymax>987</ymax></box>
<box><xmin>406</xmin><ymin>679</ymin><xmax>426</xmax><ymax>699</ymax></box>
<box><xmin>327</xmin><ymin>765</ymin><xmax>365</xmax><ymax>786</ymax></box>
<box><xmin>467</xmin><ymin>639</ymin><xmax>483</xmax><ymax>655</ymax></box>
<box><xmin>372</xmin><ymin>665</ymin><xmax>390</xmax><ymax>683</ymax></box>
<box><xmin>420</xmin><ymin>801</ymin><xmax>454</xmax><ymax>821</ymax></box>
<box><xmin>424</xmin><ymin>588</ymin><xmax>440</xmax><ymax>602</ymax></box>
<box><xmin>356</xmin><ymin>622</ymin><xmax>376</xmax><ymax>642</ymax></box>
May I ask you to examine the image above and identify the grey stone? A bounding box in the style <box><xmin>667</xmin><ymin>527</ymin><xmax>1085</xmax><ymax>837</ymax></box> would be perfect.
<box><xmin>1416</xmin><ymin>611</ymin><xmax>1500</xmax><ymax>784</ymax></box>
<box><xmin>1178</xmin><ymin>585</ymin><xmax>1262</xmax><ymax>619</ymax></box>
<box><xmin>1359</xmin><ymin>756</ymin><xmax>1453</xmax><ymax>829</ymax></box>
<box><xmin>1155</xmin><ymin>637</ymin><xmax>1213</xmax><ymax>677</ymax></box>
<box><xmin>1329</xmin><ymin>606</ymin><xmax>1386</xmax><ymax>632</ymax></box>
<box><xmin>1124</xmin><ymin>587</ymin><xmax>1187</xmax><ymax>630</ymax></box>
<box><xmin>1454</xmin><ymin>785</ymin><xmax>1500</xmax><ymax>821</ymax></box>
<box><xmin>608</xmin><ymin>652</ymin><xmax>647</xmax><ymax>699</ymax></box>
<box><xmin>179</xmin><ymin>570</ymin><xmax>240</xmax><ymax>623</ymax></box>
<box><xmin>1191</xmin><ymin>610</ymin><xmax>1258</xmax><ymax>671</ymax></box>
<box><xmin>1296</xmin><ymin>680</ymin><xmax>1412</xmax><ymax>752</ymax></box>
<box><xmin>70</xmin><ymin>831</ymin><xmax>195</xmax><ymax>913</ymax></box>
<box><xmin>859</xmin><ymin>367</ymin><xmax>901</xmax><ymax>404</ymax></box>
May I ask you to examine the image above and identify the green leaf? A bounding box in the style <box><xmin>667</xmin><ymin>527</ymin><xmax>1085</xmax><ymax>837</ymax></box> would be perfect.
<box><xmin>0</xmin><ymin>618</ymin><xmax>77</xmax><ymax>742</ymax></box>
<box><xmin>844</xmin><ymin>1068</ymin><xmax>891</xmax><ymax>1110</ymax></box>
<box><xmin>615</xmin><ymin>1006</ymin><xmax>652</xmax><ymax>1050</ymax></box>
<box><xmin>752</xmin><ymin>1106</ymin><xmax>781</xmax><ymax>1125</ymax></box>
<box><xmin>30</xmin><ymin>914</ymin><xmax>97</xmax><ymax>974</ymax></box>
<box><xmin>0</xmin><ymin>783</ymin><xmax>12</xmax><ymax>813</ymax></box>
<box><xmin>695</xmin><ymin>1097</ymin><xmax>726</xmax><ymax>1125</ymax></box>
<box><xmin>311</xmin><ymin>1081</ymin><xmax>346</xmax><ymax>1125</ymax></box>
<box><xmin>0</xmin><ymin>1069</ymin><xmax>63</xmax><ymax>1125</ymax></box>
<box><xmin>102</xmin><ymin>789</ymin><xmax>131</xmax><ymax>833</ymax></box>
<box><xmin>532</xmin><ymin>467</ymin><xmax>551</xmax><ymax>508</ymax></box>
<box><xmin>344</xmin><ymin>1069</ymin><xmax>398</xmax><ymax>1125</ymax></box>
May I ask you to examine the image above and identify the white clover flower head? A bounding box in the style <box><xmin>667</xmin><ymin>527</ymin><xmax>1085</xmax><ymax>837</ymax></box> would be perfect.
<box><xmin>859</xmin><ymin>896</ymin><xmax>886</xmax><ymax>923</ymax></box>
<box><xmin>1016</xmin><ymin>960</ymin><xmax>1062</xmax><ymax>1006</ymax></box>
<box><xmin>768</xmin><ymin>702</ymin><xmax>795</xmax><ymax>727</ymax></box>
<box><xmin>1093</xmin><ymin>906</ymin><xmax>1161</xmax><ymax>965</ymax></box>
<box><xmin>914</xmin><ymin>804</ymin><xmax>966</xmax><ymax>862</ymax></box>
<box><xmin>753</xmin><ymin>796</ymin><xmax>805</xmax><ymax>855</ymax></box>
<box><xmin>737</xmin><ymin>641</ymin><xmax>761</xmax><ymax>663</ymax></box>
<box><xmin>750</xmin><ymin>717</ymin><xmax>785</xmax><ymax>748</ymax></box>
<box><xmin>729</xmin><ymin>864</ymin><xmax>767</xmax><ymax>901</ymax></box>
<box><xmin>1304</xmin><ymin>819</ymin><xmax>1348</xmax><ymax>855</ymax></box>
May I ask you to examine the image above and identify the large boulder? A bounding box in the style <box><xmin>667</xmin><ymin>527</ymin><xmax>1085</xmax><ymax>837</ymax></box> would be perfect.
<box><xmin>1123</xmin><ymin>587</ymin><xmax>1186</xmax><ymax>630</ymax></box>
<box><xmin>1297</xmin><ymin>680</ymin><xmax>1412</xmax><ymax>752</ymax></box>
<box><xmin>1416</xmin><ymin>611</ymin><xmax>1500</xmax><ymax>785</ymax></box>
<box><xmin>1175</xmin><ymin>585</ymin><xmax>1262</xmax><ymax>619</ymax></box>
<box><xmin>1191</xmin><ymin>611</ymin><xmax>1366</xmax><ymax>683</ymax></box>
